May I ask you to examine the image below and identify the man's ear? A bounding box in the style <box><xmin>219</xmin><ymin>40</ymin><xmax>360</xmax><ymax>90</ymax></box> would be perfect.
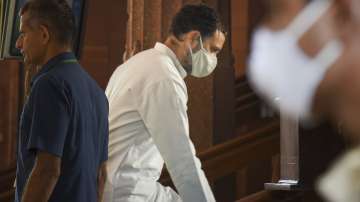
<box><xmin>185</xmin><ymin>30</ymin><xmax>201</xmax><ymax>49</ymax></box>
<box><xmin>39</xmin><ymin>25</ymin><xmax>50</xmax><ymax>45</ymax></box>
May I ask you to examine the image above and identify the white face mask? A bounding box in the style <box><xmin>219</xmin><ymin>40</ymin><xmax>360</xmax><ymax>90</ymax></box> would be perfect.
<box><xmin>248</xmin><ymin>0</ymin><xmax>343</xmax><ymax>120</ymax></box>
<box><xmin>189</xmin><ymin>36</ymin><xmax>218</xmax><ymax>78</ymax></box>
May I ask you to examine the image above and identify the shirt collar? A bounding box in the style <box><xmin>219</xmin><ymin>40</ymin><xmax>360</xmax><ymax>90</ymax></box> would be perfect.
<box><xmin>154</xmin><ymin>42</ymin><xmax>187</xmax><ymax>79</ymax></box>
<box><xmin>31</xmin><ymin>52</ymin><xmax>76</xmax><ymax>86</ymax></box>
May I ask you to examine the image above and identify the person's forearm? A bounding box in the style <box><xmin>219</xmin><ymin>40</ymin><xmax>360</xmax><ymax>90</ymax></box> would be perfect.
<box><xmin>22</xmin><ymin>168</ymin><xmax>60</xmax><ymax>202</ymax></box>
<box><xmin>97</xmin><ymin>162</ymin><xmax>107</xmax><ymax>202</ymax></box>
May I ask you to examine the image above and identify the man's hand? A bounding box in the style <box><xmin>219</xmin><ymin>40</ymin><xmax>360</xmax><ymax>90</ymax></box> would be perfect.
<box><xmin>22</xmin><ymin>151</ymin><xmax>61</xmax><ymax>202</ymax></box>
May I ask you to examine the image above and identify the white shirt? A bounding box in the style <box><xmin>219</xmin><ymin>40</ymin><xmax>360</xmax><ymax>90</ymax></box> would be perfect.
<box><xmin>105</xmin><ymin>42</ymin><xmax>215</xmax><ymax>202</ymax></box>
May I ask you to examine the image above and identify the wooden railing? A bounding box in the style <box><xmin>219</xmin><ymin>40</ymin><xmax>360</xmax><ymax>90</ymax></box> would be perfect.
<box><xmin>160</xmin><ymin>121</ymin><xmax>280</xmax><ymax>198</ymax></box>
<box><xmin>201</xmin><ymin>122</ymin><xmax>279</xmax><ymax>181</ymax></box>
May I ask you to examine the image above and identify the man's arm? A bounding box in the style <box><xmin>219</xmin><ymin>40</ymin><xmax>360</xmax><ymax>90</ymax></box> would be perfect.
<box><xmin>97</xmin><ymin>161</ymin><xmax>107</xmax><ymax>202</ymax></box>
<box><xmin>138</xmin><ymin>80</ymin><xmax>215</xmax><ymax>202</ymax></box>
<box><xmin>22</xmin><ymin>151</ymin><xmax>61</xmax><ymax>202</ymax></box>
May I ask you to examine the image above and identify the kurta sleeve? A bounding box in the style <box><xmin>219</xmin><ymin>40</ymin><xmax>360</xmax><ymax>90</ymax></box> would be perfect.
<box><xmin>137</xmin><ymin>79</ymin><xmax>215</xmax><ymax>202</ymax></box>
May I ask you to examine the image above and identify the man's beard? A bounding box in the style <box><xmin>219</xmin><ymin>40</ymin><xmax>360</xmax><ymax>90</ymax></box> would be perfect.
<box><xmin>182</xmin><ymin>49</ymin><xmax>193</xmax><ymax>74</ymax></box>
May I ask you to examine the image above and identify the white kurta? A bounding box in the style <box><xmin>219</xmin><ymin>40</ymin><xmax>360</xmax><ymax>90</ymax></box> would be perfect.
<box><xmin>104</xmin><ymin>42</ymin><xmax>215</xmax><ymax>202</ymax></box>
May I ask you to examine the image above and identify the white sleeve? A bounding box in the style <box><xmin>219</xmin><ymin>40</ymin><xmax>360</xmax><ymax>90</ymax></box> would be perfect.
<box><xmin>137</xmin><ymin>79</ymin><xmax>215</xmax><ymax>202</ymax></box>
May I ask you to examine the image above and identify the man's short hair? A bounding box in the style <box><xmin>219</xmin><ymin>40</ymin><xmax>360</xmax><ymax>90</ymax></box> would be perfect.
<box><xmin>170</xmin><ymin>4</ymin><xmax>225</xmax><ymax>39</ymax></box>
<box><xmin>20</xmin><ymin>0</ymin><xmax>76</xmax><ymax>46</ymax></box>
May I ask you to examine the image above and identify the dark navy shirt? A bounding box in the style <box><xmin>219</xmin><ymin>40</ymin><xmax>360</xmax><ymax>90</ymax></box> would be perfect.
<box><xmin>15</xmin><ymin>52</ymin><xmax>109</xmax><ymax>202</ymax></box>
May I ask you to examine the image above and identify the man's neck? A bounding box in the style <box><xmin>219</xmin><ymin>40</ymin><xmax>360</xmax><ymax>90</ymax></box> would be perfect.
<box><xmin>164</xmin><ymin>36</ymin><xmax>192</xmax><ymax>74</ymax></box>
<box><xmin>164</xmin><ymin>36</ymin><xmax>185</xmax><ymax>63</ymax></box>
<box><xmin>39</xmin><ymin>46</ymin><xmax>72</xmax><ymax>67</ymax></box>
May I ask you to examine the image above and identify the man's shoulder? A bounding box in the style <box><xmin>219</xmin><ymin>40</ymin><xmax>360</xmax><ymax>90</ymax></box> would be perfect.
<box><xmin>129</xmin><ymin>48</ymin><xmax>173</xmax><ymax>66</ymax></box>
<box><xmin>32</xmin><ymin>73</ymin><xmax>61</xmax><ymax>92</ymax></box>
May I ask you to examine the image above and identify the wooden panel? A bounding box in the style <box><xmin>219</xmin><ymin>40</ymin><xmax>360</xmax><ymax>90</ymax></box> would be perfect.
<box><xmin>236</xmin><ymin>190</ymin><xmax>272</xmax><ymax>202</ymax></box>
<box><xmin>213</xmin><ymin>174</ymin><xmax>236</xmax><ymax>202</ymax></box>
<box><xmin>0</xmin><ymin>60</ymin><xmax>21</xmax><ymax>202</ymax></box>
<box><xmin>107</xmin><ymin>0</ymin><xmax>128</xmax><ymax>72</ymax></box>
<box><xmin>143</xmin><ymin>0</ymin><xmax>162</xmax><ymax>49</ymax></box>
<box><xmin>231</xmin><ymin>0</ymin><xmax>249</xmax><ymax>78</ymax></box>
<box><xmin>202</xmin><ymin>122</ymin><xmax>279</xmax><ymax>179</ymax></box>
<box><xmin>235</xmin><ymin>168</ymin><xmax>248</xmax><ymax>199</ymax></box>
<box><xmin>0</xmin><ymin>61</ymin><xmax>19</xmax><ymax>170</ymax></box>
<box><xmin>161</xmin><ymin>0</ymin><xmax>182</xmax><ymax>40</ymax></box>
<box><xmin>298</xmin><ymin>123</ymin><xmax>345</xmax><ymax>187</ymax></box>
<box><xmin>182</xmin><ymin>0</ymin><xmax>201</xmax><ymax>4</ymax></box>
<box><xmin>0</xmin><ymin>168</ymin><xmax>16</xmax><ymax>202</ymax></box>
<box><xmin>213</xmin><ymin>0</ymin><xmax>235</xmax><ymax>144</ymax></box>
<box><xmin>80</xmin><ymin>0</ymin><xmax>127</xmax><ymax>89</ymax></box>
<box><xmin>185</xmin><ymin>75</ymin><xmax>214</xmax><ymax>151</ymax></box>
<box><xmin>124</xmin><ymin>0</ymin><xmax>144</xmax><ymax>55</ymax></box>
<box><xmin>232</xmin><ymin>0</ymin><xmax>278</xmax><ymax>139</ymax></box>
<box><xmin>237</xmin><ymin>190</ymin><xmax>325</xmax><ymax>202</ymax></box>
<box><xmin>235</xmin><ymin>78</ymin><xmax>278</xmax><ymax>136</ymax></box>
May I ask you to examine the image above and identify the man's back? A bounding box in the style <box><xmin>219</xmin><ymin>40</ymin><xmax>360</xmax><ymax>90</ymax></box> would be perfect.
<box><xmin>105</xmin><ymin>44</ymin><xmax>186</xmax><ymax>201</ymax></box>
<box><xmin>16</xmin><ymin>53</ymin><xmax>109</xmax><ymax>202</ymax></box>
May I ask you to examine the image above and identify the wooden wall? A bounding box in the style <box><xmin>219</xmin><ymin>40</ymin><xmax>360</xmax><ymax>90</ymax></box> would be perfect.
<box><xmin>0</xmin><ymin>60</ymin><xmax>20</xmax><ymax>202</ymax></box>
<box><xmin>79</xmin><ymin>0</ymin><xmax>127</xmax><ymax>88</ymax></box>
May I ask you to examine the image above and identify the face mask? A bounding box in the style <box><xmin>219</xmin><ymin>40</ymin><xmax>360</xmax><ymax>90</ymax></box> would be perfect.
<box><xmin>248</xmin><ymin>0</ymin><xmax>343</xmax><ymax>120</ymax></box>
<box><xmin>189</xmin><ymin>36</ymin><xmax>218</xmax><ymax>78</ymax></box>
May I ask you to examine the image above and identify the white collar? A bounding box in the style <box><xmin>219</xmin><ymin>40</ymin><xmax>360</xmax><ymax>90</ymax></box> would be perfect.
<box><xmin>154</xmin><ymin>42</ymin><xmax>187</xmax><ymax>79</ymax></box>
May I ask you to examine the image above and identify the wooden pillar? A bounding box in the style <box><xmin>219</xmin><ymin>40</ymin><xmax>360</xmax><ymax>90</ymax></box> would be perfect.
<box><xmin>161</xmin><ymin>0</ymin><xmax>182</xmax><ymax>40</ymax></box>
<box><xmin>143</xmin><ymin>0</ymin><xmax>162</xmax><ymax>49</ymax></box>
<box><xmin>123</xmin><ymin>0</ymin><xmax>144</xmax><ymax>61</ymax></box>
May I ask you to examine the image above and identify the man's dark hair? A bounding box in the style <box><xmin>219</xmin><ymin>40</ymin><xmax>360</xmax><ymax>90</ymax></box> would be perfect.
<box><xmin>20</xmin><ymin>0</ymin><xmax>76</xmax><ymax>46</ymax></box>
<box><xmin>170</xmin><ymin>4</ymin><xmax>225</xmax><ymax>39</ymax></box>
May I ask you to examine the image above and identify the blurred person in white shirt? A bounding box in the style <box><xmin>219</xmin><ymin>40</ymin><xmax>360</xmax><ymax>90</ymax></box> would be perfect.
<box><xmin>247</xmin><ymin>0</ymin><xmax>360</xmax><ymax>201</ymax></box>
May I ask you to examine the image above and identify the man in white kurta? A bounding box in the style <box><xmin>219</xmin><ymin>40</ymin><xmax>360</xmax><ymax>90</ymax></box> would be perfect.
<box><xmin>105</xmin><ymin>42</ymin><xmax>206</xmax><ymax>201</ymax></box>
<box><xmin>104</xmin><ymin>5</ymin><xmax>226</xmax><ymax>201</ymax></box>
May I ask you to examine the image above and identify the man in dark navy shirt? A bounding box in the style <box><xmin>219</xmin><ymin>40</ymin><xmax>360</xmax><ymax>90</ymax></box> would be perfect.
<box><xmin>14</xmin><ymin>0</ymin><xmax>109</xmax><ymax>202</ymax></box>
